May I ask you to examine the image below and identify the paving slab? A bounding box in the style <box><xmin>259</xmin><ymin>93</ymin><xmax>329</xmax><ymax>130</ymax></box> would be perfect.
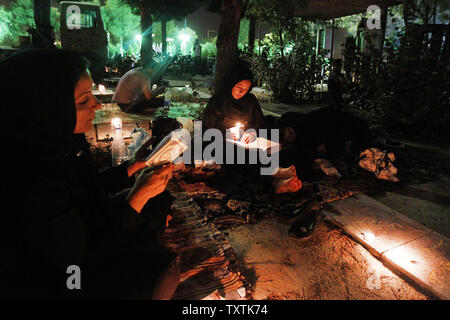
<box><xmin>408</xmin><ymin>180</ymin><xmax>450</xmax><ymax>202</ymax></box>
<box><xmin>322</xmin><ymin>194</ymin><xmax>433</xmax><ymax>258</ymax></box>
<box><xmin>381</xmin><ymin>231</ymin><xmax>450</xmax><ymax>300</ymax></box>
<box><xmin>373</xmin><ymin>190</ymin><xmax>450</xmax><ymax>238</ymax></box>
<box><xmin>323</xmin><ymin>193</ymin><xmax>450</xmax><ymax>299</ymax></box>
<box><xmin>260</xmin><ymin>102</ymin><xmax>325</xmax><ymax>117</ymax></box>
<box><xmin>94</xmin><ymin>122</ymin><xmax>143</xmax><ymax>140</ymax></box>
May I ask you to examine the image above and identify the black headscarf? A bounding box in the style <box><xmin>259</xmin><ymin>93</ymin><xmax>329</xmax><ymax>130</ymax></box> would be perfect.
<box><xmin>204</xmin><ymin>59</ymin><xmax>264</xmax><ymax>132</ymax></box>
<box><xmin>1</xmin><ymin>49</ymin><xmax>94</xmax><ymax>243</ymax></box>
<box><xmin>1</xmin><ymin>49</ymin><xmax>89</xmax><ymax>157</ymax></box>
<box><xmin>223</xmin><ymin>59</ymin><xmax>254</xmax><ymax>95</ymax></box>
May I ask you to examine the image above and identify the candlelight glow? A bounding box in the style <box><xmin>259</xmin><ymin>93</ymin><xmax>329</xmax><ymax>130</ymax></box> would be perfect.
<box><xmin>111</xmin><ymin>117</ymin><xmax>122</xmax><ymax>130</ymax></box>
<box><xmin>383</xmin><ymin>246</ymin><xmax>428</xmax><ymax>280</ymax></box>
<box><xmin>230</xmin><ymin>122</ymin><xmax>242</xmax><ymax>140</ymax></box>
<box><xmin>362</xmin><ymin>232</ymin><xmax>376</xmax><ymax>241</ymax></box>
<box><xmin>98</xmin><ymin>84</ymin><xmax>106</xmax><ymax>94</ymax></box>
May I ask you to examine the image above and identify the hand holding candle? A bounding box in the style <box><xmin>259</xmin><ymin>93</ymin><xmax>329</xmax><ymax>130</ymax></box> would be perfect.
<box><xmin>229</xmin><ymin>122</ymin><xmax>242</xmax><ymax>141</ymax></box>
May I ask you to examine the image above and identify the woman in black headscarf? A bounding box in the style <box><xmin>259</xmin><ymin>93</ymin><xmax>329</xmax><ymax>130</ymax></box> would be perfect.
<box><xmin>0</xmin><ymin>49</ymin><xmax>179</xmax><ymax>299</ymax></box>
<box><xmin>202</xmin><ymin>59</ymin><xmax>302</xmax><ymax>194</ymax></box>
<box><xmin>203</xmin><ymin>59</ymin><xmax>265</xmax><ymax>136</ymax></box>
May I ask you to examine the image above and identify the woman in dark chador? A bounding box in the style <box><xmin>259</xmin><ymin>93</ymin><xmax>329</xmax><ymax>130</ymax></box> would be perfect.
<box><xmin>203</xmin><ymin>59</ymin><xmax>266</xmax><ymax>135</ymax></box>
<box><xmin>0</xmin><ymin>49</ymin><xmax>179</xmax><ymax>299</ymax></box>
<box><xmin>202</xmin><ymin>59</ymin><xmax>303</xmax><ymax>194</ymax></box>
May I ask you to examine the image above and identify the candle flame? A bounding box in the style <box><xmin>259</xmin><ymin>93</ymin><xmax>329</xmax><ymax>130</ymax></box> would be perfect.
<box><xmin>111</xmin><ymin>117</ymin><xmax>122</xmax><ymax>130</ymax></box>
<box><xmin>236</xmin><ymin>122</ymin><xmax>241</xmax><ymax>128</ymax></box>
<box><xmin>99</xmin><ymin>84</ymin><xmax>106</xmax><ymax>94</ymax></box>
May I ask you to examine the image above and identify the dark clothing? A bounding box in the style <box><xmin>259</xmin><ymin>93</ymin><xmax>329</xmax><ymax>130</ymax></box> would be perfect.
<box><xmin>202</xmin><ymin>59</ymin><xmax>264</xmax><ymax>134</ymax></box>
<box><xmin>202</xmin><ymin>60</ymin><xmax>267</xmax><ymax>176</ymax></box>
<box><xmin>118</xmin><ymin>94</ymin><xmax>165</xmax><ymax>114</ymax></box>
<box><xmin>278</xmin><ymin>108</ymin><xmax>370</xmax><ymax>173</ymax></box>
<box><xmin>0</xmin><ymin>49</ymin><xmax>176</xmax><ymax>299</ymax></box>
<box><xmin>203</xmin><ymin>92</ymin><xmax>265</xmax><ymax>134</ymax></box>
<box><xmin>1</xmin><ymin>152</ymin><xmax>175</xmax><ymax>299</ymax></box>
<box><xmin>328</xmin><ymin>71</ymin><xmax>346</xmax><ymax>108</ymax></box>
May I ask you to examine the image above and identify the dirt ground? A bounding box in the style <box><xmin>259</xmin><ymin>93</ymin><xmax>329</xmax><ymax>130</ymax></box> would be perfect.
<box><xmin>224</xmin><ymin>218</ymin><xmax>431</xmax><ymax>300</ymax></box>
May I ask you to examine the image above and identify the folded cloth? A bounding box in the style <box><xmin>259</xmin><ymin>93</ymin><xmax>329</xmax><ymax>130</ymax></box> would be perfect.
<box><xmin>359</xmin><ymin>148</ymin><xmax>399</xmax><ymax>182</ymax></box>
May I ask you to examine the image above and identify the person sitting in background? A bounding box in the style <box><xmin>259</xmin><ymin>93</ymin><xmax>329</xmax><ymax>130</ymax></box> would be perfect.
<box><xmin>0</xmin><ymin>49</ymin><xmax>178</xmax><ymax>299</ymax></box>
<box><xmin>276</xmin><ymin>108</ymin><xmax>399</xmax><ymax>239</ymax></box>
<box><xmin>202</xmin><ymin>59</ymin><xmax>302</xmax><ymax>194</ymax></box>
<box><xmin>113</xmin><ymin>59</ymin><xmax>166</xmax><ymax>114</ymax></box>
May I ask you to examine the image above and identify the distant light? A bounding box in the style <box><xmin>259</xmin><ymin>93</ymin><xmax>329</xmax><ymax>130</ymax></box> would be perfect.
<box><xmin>178</xmin><ymin>33</ymin><xmax>190</xmax><ymax>42</ymax></box>
<box><xmin>135</xmin><ymin>34</ymin><xmax>142</xmax><ymax>41</ymax></box>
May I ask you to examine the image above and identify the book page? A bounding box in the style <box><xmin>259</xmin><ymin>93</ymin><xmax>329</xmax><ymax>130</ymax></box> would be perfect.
<box><xmin>226</xmin><ymin>137</ymin><xmax>280</xmax><ymax>153</ymax></box>
<box><xmin>145</xmin><ymin>131</ymin><xmax>189</xmax><ymax>166</ymax></box>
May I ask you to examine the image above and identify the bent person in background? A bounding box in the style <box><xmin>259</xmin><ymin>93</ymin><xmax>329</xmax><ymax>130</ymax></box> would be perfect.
<box><xmin>113</xmin><ymin>59</ymin><xmax>166</xmax><ymax>114</ymax></box>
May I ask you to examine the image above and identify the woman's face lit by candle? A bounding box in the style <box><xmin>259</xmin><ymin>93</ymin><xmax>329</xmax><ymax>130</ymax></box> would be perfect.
<box><xmin>73</xmin><ymin>70</ymin><xmax>102</xmax><ymax>133</ymax></box>
<box><xmin>232</xmin><ymin>80</ymin><xmax>252</xmax><ymax>99</ymax></box>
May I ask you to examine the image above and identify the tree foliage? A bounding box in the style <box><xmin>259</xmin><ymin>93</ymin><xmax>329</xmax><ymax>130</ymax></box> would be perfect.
<box><xmin>122</xmin><ymin>0</ymin><xmax>205</xmax><ymax>62</ymax></box>
<box><xmin>341</xmin><ymin>2</ymin><xmax>449</xmax><ymax>141</ymax></box>
<box><xmin>101</xmin><ymin>0</ymin><xmax>140</xmax><ymax>44</ymax></box>
<box><xmin>0</xmin><ymin>0</ymin><xmax>34</xmax><ymax>47</ymax></box>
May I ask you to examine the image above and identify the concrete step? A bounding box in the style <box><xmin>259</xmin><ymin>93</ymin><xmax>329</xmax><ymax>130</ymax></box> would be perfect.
<box><xmin>322</xmin><ymin>193</ymin><xmax>450</xmax><ymax>299</ymax></box>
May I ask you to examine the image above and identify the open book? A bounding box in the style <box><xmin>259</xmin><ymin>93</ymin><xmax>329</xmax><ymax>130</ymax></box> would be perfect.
<box><xmin>226</xmin><ymin>137</ymin><xmax>281</xmax><ymax>155</ymax></box>
<box><xmin>145</xmin><ymin>130</ymin><xmax>189</xmax><ymax>166</ymax></box>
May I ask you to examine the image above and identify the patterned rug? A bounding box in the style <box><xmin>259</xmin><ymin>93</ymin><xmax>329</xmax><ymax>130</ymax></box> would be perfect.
<box><xmin>162</xmin><ymin>180</ymin><xmax>249</xmax><ymax>300</ymax></box>
<box><xmin>172</xmin><ymin>164</ymin><xmax>387</xmax><ymax>229</ymax></box>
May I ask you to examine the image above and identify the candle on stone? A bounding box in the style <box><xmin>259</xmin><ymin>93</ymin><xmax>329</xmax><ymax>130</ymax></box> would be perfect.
<box><xmin>99</xmin><ymin>84</ymin><xmax>106</xmax><ymax>94</ymax></box>
<box><xmin>111</xmin><ymin>117</ymin><xmax>122</xmax><ymax>131</ymax></box>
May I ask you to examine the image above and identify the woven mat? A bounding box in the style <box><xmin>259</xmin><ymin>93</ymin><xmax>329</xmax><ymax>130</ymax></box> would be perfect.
<box><xmin>170</xmin><ymin>165</ymin><xmax>387</xmax><ymax>229</ymax></box>
<box><xmin>161</xmin><ymin>180</ymin><xmax>249</xmax><ymax>300</ymax></box>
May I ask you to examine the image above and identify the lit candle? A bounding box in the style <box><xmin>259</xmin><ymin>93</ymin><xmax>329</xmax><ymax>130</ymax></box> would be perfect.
<box><xmin>230</xmin><ymin>122</ymin><xmax>242</xmax><ymax>140</ymax></box>
<box><xmin>111</xmin><ymin>117</ymin><xmax>122</xmax><ymax>131</ymax></box>
<box><xmin>99</xmin><ymin>84</ymin><xmax>106</xmax><ymax>94</ymax></box>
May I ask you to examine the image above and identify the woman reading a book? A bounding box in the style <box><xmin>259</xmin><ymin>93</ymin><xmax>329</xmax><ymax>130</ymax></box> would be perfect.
<box><xmin>1</xmin><ymin>49</ymin><xmax>179</xmax><ymax>299</ymax></box>
<box><xmin>202</xmin><ymin>59</ymin><xmax>302</xmax><ymax>193</ymax></box>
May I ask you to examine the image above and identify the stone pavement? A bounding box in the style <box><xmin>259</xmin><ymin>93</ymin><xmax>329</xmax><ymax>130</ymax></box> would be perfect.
<box><xmin>249</xmin><ymin>98</ymin><xmax>450</xmax><ymax>300</ymax></box>
<box><xmin>94</xmin><ymin>80</ymin><xmax>449</xmax><ymax>299</ymax></box>
<box><xmin>322</xmin><ymin>193</ymin><xmax>449</xmax><ymax>299</ymax></box>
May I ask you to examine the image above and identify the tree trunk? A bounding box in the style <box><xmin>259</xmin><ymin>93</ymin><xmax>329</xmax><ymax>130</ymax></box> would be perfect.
<box><xmin>379</xmin><ymin>5</ymin><xmax>388</xmax><ymax>58</ymax></box>
<box><xmin>33</xmin><ymin>0</ymin><xmax>54</xmax><ymax>48</ymax></box>
<box><xmin>140</xmin><ymin>0</ymin><xmax>153</xmax><ymax>67</ymax></box>
<box><xmin>432</xmin><ymin>0</ymin><xmax>438</xmax><ymax>24</ymax></box>
<box><xmin>248</xmin><ymin>16</ymin><xmax>255</xmax><ymax>53</ymax></box>
<box><xmin>402</xmin><ymin>0</ymin><xmax>416</xmax><ymax>58</ymax></box>
<box><xmin>161</xmin><ymin>17</ymin><xmax>167</xmax><ymax>56</ymax></box>
<box><xmin>215</xmin><ymin>0</ymin><xmax>243</xmax><ymax>93</ymax></box>
<box><xmin>441</xmin><ymin>26</ymin><xmax>450</xmax><ymax>63</ymax></box>
<box><xmin>278</xmin><ymin>21</ymin><xmax>284</xmax><ymax>59</ymax></box>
